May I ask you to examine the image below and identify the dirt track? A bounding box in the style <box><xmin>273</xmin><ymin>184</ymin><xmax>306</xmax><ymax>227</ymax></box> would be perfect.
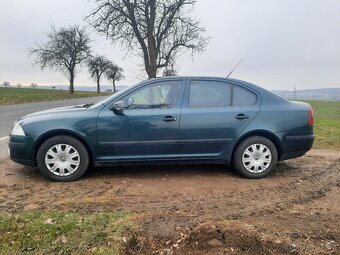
<box><xmin>0</xmin><ymin>149</ymin><xmax>339</xmax><ymax>254</ymax></box>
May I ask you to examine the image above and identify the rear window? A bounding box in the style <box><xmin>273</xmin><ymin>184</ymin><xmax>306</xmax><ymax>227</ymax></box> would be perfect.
<box><xmin>189</xmin><ymin>80</ymin><xmax>232</xmax><ymax>108</ymax></box>
<box><xmin>232</xmin><ymin>86</ymin><xmax>257</xmax><ymax>106</ymax></box>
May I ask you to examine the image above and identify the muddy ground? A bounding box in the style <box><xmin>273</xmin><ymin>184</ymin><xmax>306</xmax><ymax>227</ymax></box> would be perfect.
<box><xmin>0</xmin><ymin>148</ymin><xmax>339</xmax><ymax>254</ymax></box>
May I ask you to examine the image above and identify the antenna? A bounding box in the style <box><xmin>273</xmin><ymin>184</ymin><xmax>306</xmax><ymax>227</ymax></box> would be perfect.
<box><xmin>227</xmin><ymin>58</ymin><xmax>244</xmax><ymax>78</ymax></box>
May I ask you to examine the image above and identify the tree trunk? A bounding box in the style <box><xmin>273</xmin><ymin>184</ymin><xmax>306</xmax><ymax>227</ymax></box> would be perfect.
<box><xmin>146</xmin><ymin>65</ymin><xmax>157</xmax><ymax>79</ymax></box>
<box><xmin>96</xmin><ymin>77</ymin><xmax>100</xmax><ymax>94</ymax></box>
<box><xmin>69</xmin><ymin>72</ymin><xmax>75</xmax><ymax>94</ymax></box>
<box><xmin>146</xmin><ymin>1</ymin><xmax>157</xmax><ymax>79</ymax></box>
<box><xmin>112</xmin><ymin>80</ymin><xmax>116</xmax><ymax>93</ymax></box>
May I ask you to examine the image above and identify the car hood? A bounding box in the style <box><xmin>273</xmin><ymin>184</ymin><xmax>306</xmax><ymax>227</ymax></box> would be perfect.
<box><xmin>19</xmin><ymin>105</ymin><xmax>89</xmax><ymax>121</ymax></box>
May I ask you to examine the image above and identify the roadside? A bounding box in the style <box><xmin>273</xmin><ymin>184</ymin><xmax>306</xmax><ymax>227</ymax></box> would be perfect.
<box><xmin>0</xmin><ymin>96</ymin><xmax>107</xmax><ymax>137</ymax></box>
<box><xmin>0</xmin><ymin>133</ymin><xmax>339</xmax><ymax>254</ymax></box>
<box><xmin>0</xmin><ymin>87</ymin><xmax>110</xmax><ymax>106</ymax></box>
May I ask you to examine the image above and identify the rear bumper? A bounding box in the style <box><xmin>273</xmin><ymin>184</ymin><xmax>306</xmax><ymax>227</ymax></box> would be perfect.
<box><xmin>279</xmin><ymin>134</ymin><xmax>314</xmax><ymax>161</ymax></box>
<box><xmin>280</xmin><ymin>150</ymin><xmax>307</xmax><ymax>160</ymax></box>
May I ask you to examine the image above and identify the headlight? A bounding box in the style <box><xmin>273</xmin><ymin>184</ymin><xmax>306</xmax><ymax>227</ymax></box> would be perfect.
<box><xmin>11</xmin><ymin>122</ymin><xmax>25</xmax><ymax>136</ymax></box>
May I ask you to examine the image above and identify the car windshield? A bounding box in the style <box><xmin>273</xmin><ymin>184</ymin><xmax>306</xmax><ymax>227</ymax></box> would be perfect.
<box><xmin>89</xmin><ymin>85</ymin><xmax>133</xmax><ymax>108</ymax></box>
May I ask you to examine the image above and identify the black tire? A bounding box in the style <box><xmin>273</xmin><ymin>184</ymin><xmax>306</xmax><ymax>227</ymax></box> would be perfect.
<box><xmin>233</xmin><ymin>136</ymin><xmax>278</xmax><ymax>179</ymax></box>
<box><xmin>36</xmin><ymin>135</ymin><xmax>89</xmax><ymax>181</ymax></box>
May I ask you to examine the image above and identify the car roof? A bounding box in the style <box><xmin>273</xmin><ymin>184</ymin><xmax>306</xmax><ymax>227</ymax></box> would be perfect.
<box><xmin>149</xmin><ymin>76</ymin><xmax>264</xmax><ymax>92</ymax></box>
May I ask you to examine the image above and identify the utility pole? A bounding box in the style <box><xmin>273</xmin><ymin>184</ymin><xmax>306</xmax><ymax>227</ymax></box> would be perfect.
<box><xmin>293</xmin><ymin>87</ymin><xmax>296</xmax><ymax>100</ymax></box>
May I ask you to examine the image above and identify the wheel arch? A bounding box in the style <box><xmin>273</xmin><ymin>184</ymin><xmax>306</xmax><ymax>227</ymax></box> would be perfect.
<box><xmin>33</xmin><ymin>130</ymin><xmax>94</xmax><ymax>166</ymax></box>
<box><xmin>229</xmin><ymin>130</ymin><xmax>283</xmax><ymax>163</ymax></box>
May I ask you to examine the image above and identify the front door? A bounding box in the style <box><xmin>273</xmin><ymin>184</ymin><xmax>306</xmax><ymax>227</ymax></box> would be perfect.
<box><xmin>96</xmin><ymin>79</ymin><xmax>184</xmax><ymax>161</ymax></box>
<box><xmin>178</xmin><ymin>79</ymin><xmax>260</xmax><ymax>159</ymax></box>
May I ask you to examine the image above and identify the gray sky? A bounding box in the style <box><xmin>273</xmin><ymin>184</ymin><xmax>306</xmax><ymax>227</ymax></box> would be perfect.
<box><xmin>0</xmin><ymin>0</ymin><xmax>339</xmax><ymax>90</ymax></box>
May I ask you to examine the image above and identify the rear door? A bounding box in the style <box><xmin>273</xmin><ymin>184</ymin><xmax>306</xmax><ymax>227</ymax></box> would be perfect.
<box><xmin>178</xmin><ymin>78</ymin><xmax>260</xmax><ymax>159</ymax></box>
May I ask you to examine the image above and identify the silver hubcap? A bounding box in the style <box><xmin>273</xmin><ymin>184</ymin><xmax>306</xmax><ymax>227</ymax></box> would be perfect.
<box><xmin>242</xmin><ymin>144</ymin><xmax>272</xmax><ymax>173</ymax></box>
<box><xmin>45</xmin><ymin>144</ymin><xmax>80</xmax><ymax>176</ymax></box>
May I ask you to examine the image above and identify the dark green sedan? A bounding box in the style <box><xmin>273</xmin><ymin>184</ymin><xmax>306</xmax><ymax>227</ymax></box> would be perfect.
<box><xmin>9</xmin><ymin>77</ymin><xmax>314</xmax><ymax>181</ymax></box>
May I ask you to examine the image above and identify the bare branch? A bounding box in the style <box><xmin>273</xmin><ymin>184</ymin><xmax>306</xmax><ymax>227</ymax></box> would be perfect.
<box><xmin>30</xmin><ymin>25</ymin><xmax>91</xmax><ymax>93</ymax></box>
<box><xmin>106</xmin><ymin>63</ymin><xmax>124</xmax><ymax>93</ymax></box>
<box><xmin>87</xmin><ymin>55</ymin><xmax>111</xmax><ymax>93</ymax></box>
<box><xmin>88</xmin><ymin>0</ymin><xmax>208</xmax><ymax>78</ymax></box>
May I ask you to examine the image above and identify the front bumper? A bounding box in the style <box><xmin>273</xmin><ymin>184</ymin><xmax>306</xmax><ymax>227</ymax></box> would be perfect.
<box><xmin>8</xmin><ymin>135</ymin><xmax>36</xmax><ymax>167</ymax></box>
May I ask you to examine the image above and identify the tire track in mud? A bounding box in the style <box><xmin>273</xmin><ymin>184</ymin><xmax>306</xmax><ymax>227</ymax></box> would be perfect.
<box><xmin>0</xmin><ymin>152</ymin><xmax>339</xmax><ymax>218</ymax></box>
<box><xmin>119</xmin><ymin>158</ymin><xmax>340</xmax><ymax>219</ymax></box>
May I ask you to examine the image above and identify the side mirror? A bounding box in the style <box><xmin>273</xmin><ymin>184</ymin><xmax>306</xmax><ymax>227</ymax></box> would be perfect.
<box><xmin>111</xmin><ymin>100</ymin><xmax>127</xmax><ymax>111</ymax></box>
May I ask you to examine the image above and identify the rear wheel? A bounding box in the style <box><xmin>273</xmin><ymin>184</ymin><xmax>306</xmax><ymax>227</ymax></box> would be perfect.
<box><xmin>37</xmin><ymin>135</ymin><xmax>89</xmax><ymax>181</ymax></box>
<box><xmin>233</xmin><ymin>136</ymin><xmax>278</xmax><ymax>178</ymax></box>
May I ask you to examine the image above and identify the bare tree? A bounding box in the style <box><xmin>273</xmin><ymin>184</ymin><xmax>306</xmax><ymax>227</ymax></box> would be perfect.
<box><xmin>30</xmin><ymin>83</ymin><xmax>38</xmax><ymax>89</ymax></box>
<box><xmin>30</xmin><ymin>25</ymin><xmax>91</xmax><ymax>94</ymax></box>
<box><xmin>88</xmin><ymin>0</ymin><xmax>208</xmax><ymax>78</ymax></box>
<box><xmin>3</xmin><ymin>81</ymin><xmax>10</xmax><ymax>87</ymax></box>
<box><xmin>87</xmin><ymin>55</ymin><xmax>111</xmax><ymax>93</ymax></box>
<box><xmin>163</xmin><ymin>69</ymin><xmax>177</xmax><ymax>76</ymax></box>
<box><xmin>163</xmin><ymin>63</ymin><xmax>177</xmax><ymax>76</ymax></box>
<box><xmin>106</xmin><ymin>63</ymin><xmax>124</xmax><ymax>93</ymax></box>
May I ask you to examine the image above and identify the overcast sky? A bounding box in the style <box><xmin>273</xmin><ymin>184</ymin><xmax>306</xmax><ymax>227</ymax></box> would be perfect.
<box><xmin>0</xmin><ymin>0</ymin><xmax>339</xmax><ymax>90</ymax></box>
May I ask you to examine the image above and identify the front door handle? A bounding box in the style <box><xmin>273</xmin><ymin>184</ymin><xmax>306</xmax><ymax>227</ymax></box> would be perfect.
<box><xmin>162</xmin><ymin>115</ymin><xmax>177</xmax><ymax>122</ymax></box>
<box><xmin>235</xmin><ymin>113</ymin><xmax>249</xmax><ymax>120</ymax></box>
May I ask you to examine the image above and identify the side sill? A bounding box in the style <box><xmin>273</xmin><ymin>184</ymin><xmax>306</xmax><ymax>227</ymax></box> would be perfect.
<box><xmin>94</xmin><ymin>158</ymin><xmax>227</xmax><ymax>167</ymax></box>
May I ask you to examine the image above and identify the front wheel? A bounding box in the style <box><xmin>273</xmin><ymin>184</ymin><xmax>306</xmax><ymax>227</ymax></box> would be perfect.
<box><xmin>37</xmin><ymin>135</ymin><xmax>89</xmax><ymax>181</ymax></box>
<box><xmin>233</xmin><ymin>136</ymin><xmax>278</xmax><ymax>178</ymax></box>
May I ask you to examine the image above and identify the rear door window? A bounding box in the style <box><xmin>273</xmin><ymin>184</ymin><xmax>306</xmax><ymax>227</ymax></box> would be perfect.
<box><xmin>232</xmin><ymin>86</ymin><xmax>257</xmax><ymax>106</ymax></box>
<box><xmin>189</xmin><ymin>80</ymin><xmax>232</xmax><ymax>108</ymax></box>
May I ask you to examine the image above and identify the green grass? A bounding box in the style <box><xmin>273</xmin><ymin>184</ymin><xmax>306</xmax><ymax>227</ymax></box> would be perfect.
<box><xmin>0</xmin><ymin>87</ymin><xmax>111</xmax><ymax>105</ymax></box>
<box><xmin>0</xmin><ymin>211</ymin><xmax>134</xmax><ymax>255</ymax></box>
<box><xmin>299</xmin><ymin>100</ymin><xmax>340</xmax><ymax>150</ymax></box>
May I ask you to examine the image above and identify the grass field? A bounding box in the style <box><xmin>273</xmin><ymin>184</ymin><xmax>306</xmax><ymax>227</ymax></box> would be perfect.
<box><xmin>300</xmin><ymin>100</ymin><xmax>340</xmax><ymax>150</ymax></box>
<box><xmin>0</xmin><ymin>87</ymin><xmax>111</xmax><ymax>105</ymax></box>
<box><xmin>0</xmin><ymin>211</ymin><xmax>134</xmax><ymax>255</ymax></box>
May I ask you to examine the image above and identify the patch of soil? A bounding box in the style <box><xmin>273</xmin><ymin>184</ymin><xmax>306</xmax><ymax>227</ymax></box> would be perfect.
<box><xmin>0</xmin><ymin>149</ymin><xmax>339</xmax><ymax>254</ymax></box>
<box><xmin>144</xmin><ymin>222</ymin><xmax>293</xmax><ymax>255</ymax></box>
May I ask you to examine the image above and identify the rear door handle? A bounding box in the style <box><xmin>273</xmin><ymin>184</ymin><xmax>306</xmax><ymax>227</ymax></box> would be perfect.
<box><xmin>235</xmin><ymin>113</ymin><xmax>249</xmax><ymax>120</ymax></box>
<box><xmin>162</xmin><ymin>115</ymin><xmax>177</xmax><ymax>122</ymax></box>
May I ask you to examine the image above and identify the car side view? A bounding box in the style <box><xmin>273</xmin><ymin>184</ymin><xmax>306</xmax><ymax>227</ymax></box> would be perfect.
<box><xmin>8</xmin><ymin>77</ymin><xmax>314</xmax><ymax>181</ymax></box>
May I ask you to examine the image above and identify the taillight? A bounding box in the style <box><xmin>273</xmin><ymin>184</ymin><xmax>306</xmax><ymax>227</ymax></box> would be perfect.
<box><xmin>308</xmin><ymin>105</ymin><xmax>314</xmax><ymax>127</ymax></box>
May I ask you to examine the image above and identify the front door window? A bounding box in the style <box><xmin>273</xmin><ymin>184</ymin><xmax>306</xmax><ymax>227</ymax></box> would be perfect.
<box><xmin>121</xmin><ymin>81</ymin><xmax>182</xmax><ymax>109</ymax></box>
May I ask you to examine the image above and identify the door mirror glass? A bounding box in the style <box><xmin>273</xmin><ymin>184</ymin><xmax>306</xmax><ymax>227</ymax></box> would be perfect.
<box><xmin>112</xmin><ymin>100</ymin><xmax>128</xmax><ymax>111</ymax></box>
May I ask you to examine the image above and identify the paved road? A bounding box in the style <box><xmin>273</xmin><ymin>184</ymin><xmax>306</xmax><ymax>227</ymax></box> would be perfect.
<box><xmin>0</xmin><ymin>97</ymin><xmax>107</xmax><ymax>138</ymax></box>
